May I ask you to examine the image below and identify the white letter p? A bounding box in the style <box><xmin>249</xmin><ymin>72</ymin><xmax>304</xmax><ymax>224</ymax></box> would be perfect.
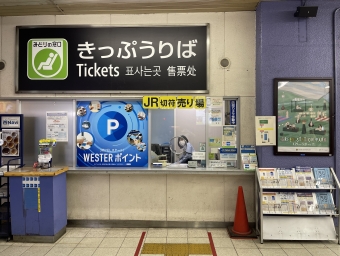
<box><xmin>107</xmin><ymin>119</ymin><xmax>119</xmax><ymax>135</ymax></box>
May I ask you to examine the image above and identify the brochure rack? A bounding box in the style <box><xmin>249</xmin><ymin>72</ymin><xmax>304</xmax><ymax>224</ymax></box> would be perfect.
<box><xmin>255</xmin><ymin>167</ymin><xmax>340</xmax><ymax>244</ymax></box>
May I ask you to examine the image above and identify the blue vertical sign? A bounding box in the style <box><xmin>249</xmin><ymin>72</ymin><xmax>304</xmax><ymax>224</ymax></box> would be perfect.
<box><xmin>230</xmin><ymin>100</ymin><xmax>236</xmax><ymax>125</ymax></box>
<box><xmin>76</xmin><ymin>101</ymin><xmax>148</xmax><ymax>167</ymax></box>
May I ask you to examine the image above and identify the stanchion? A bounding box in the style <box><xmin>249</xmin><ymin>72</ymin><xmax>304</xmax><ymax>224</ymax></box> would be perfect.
<box><xmin>227</xmin><ymin>186</ymin><xmax>257</xmax><ymax>238</ymax></box>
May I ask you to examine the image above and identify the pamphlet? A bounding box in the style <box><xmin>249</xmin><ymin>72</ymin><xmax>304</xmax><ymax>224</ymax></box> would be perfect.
<box><xmin>241</xmin><ymin>154</ymin><xmax>250</xmax><ymax>164</ymax></box>
<box><xmin>295</xmin><ymin>166</ymin><xmax>315</xmax><ymax>188</ymax></box>
<box><xmin>243</xmin><ymin>163</ymin><xmax>257</xmax><ymax>171</ymax></box>
<box><xmin>222</xmin><ymin>125</ymin><xmax>236</xmax><ymax>142</ymax></box>
<box><xmin>262</xmin><ymin>192</ymin><xmax>281</xmax><ymax>213</ymax></box>
<box><xmin>261</xmin><ymin>192</ymin><xmax>336</xmax><ymax>215</ymax></box>
<box><xmin>249</xmin><ymin>154</ymin><xmax>258</xmax><ymax>164</ymax></box>
<box><xmin>258</xmin><ymin>168</ymin><xmax>277</xmax><ymax>187</ymax></box>
<box><xmin>277</xmin><ymin>168</ymin><xmax>296</xmax><ymax>187</ymax></box>
<box><xmin>242</xmin><ymin>153</ymin><xmax>257</xmax><ymax>164</ymax></box>
<box><xmin>240</xmin><ymin>145</ymin><xmax>256</xmax><ymax>154</ymax></box>
<box><xmin>295</xmin><ymin>192</ymin><xmax>317</xmax><ymax>214</ymax></box>
<box><xmin>280</xmin><ymin>192</ymin><xmax>296</xmax><ymax>214</ymax></box>
<box><xmin>240</xmin><ymin>145</ymin><xmax>257</xmax><ymax>170</ymax></box>
<box><xmin>313</xmin><ymin>168</ymin><xmax>332</xmax><ymax>188</ymax></box>
<box><xmin>315</xmin><ymin>192</ymin><xmax>335</xmax><ymax>214</ymax></box>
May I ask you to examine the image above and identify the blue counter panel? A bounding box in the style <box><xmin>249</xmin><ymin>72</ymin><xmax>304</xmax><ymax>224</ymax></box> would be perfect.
<box><xmin>25</xmin><ymin>209</ymin><xmax>39</xmax><ymax>235</ymax></box>
<box><xmin>39</xmin><ymin>173</ymin><xmax>67</xmax><ymax>235</ymax></box>
<box><xmin>10</xmin><ymin>177</ymin><xmax>26</xmax><ymax>235</ymax></box>
<box><xmin>24</xmin><ymin>188</ymin><xmax>38</xmax><ymax>209</ymax></box>
<box><xmin>10</xmin><ymin>172</ymin><xmax>67</xmax><ymax>237</ymax></box>
<box><xmin>39</xmin><ymin>176</ymin><xmax>54</xmax><ymax>235</ymax></box>
<box><xmin>53</xmin><ymin>173</ymin><xmax>67</xmax><ymax>234</ymax></box>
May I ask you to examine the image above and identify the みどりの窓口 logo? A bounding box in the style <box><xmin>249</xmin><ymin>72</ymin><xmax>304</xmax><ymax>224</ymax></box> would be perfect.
<box><xmin>27</xmin><ymin>39</ymin><xmax>68</xmax><ymax>80</ymax></box>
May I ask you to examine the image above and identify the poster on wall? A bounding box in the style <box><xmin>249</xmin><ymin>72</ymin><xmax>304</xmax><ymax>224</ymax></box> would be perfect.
<box><xmin>208</xmin><ymin>108</ymin><xmax>222</xmax><ymax>126</ymax></box>
<box><xmin>0</xmin><ymin>101</ymin><xmax>16</xmax><ymax>114</ymax></box>
<box><xmin>255</xmin><ymin>116</ymin><xmax>276</xmax><ymax>146</ymax></box>
<box><xmin>46</xmin><ymin>111</ymin><xmax>68</xmax><ymax>142</ymax></box>
<box><xmin>76</xmin><ymin>101</ymin><xmax>148</xmax><ymax>167</ymax></box>
<box><xmin>206</xmin><ymin>97</ymin><xmax>223</xmax><ymax>108</ymax></box>
<box><xmin>207</xmin><ymin>97</ymin><xmax>223</xmax><ymax>126</ymax></box>
<box><xmin>274</xmin><ymin>78</ymin><xmax>334</xmax><ymax>156</ymax></box>
<box><xmin>221</xmin><ymin>125</ymin><xmax>236</xmax><ymax>148</ymax></box>
<box><xmin>196</xmin><ymin>110</ymin><xmax>205</xmax><ymax>125</ymax></box>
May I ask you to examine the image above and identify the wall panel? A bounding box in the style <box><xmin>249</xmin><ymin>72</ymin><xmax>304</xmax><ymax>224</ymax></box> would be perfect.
<box><xmin>21</xmin><ymin>100</ymin><xmax>74</xmax><ymax>167</ymax></box>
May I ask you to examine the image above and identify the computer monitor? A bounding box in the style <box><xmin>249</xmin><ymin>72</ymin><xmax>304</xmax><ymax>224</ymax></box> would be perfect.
<box><xmin>151</xmin><ymin>143</ymin><xmax>162</xmax><ymax>155</ymax></box>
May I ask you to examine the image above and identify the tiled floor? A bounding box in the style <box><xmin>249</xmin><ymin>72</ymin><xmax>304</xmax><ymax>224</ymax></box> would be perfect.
<box><xmin>0</xmin><ymin>227</ymin><xmax>339</xmax><ymax>255</ymax></box>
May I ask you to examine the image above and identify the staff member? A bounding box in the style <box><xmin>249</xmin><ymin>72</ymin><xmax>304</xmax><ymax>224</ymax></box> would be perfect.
<box><xmin>178</xmin><ymin>135</ymin><xmax>195</xmax><ymax>163</ymax></box>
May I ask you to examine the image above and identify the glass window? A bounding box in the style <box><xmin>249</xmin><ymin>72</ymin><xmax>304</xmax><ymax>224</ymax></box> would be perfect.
<box><xmin>150</xmin><ymin>97</ymin><xmax>240</xmax><ymax>170</ymax></box>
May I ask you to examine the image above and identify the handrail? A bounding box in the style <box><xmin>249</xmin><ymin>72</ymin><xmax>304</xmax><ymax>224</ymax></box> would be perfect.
<box><xmin>330</xmin><ymin>167</ymin><xmax>340</xmax><ymax>189</ymax></box>
<box><xmin>6</xmin><ymin>157</ymin><xmax>24</xmax><ymax>173</ymax></box>
<box><xmin>255</xmin><ymin>168</ymin><xmax>263</xmax><ymax>190</ymax></box>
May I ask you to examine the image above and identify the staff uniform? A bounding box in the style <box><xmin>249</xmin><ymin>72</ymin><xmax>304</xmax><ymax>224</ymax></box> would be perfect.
<box><xmin>179</xmin><ymin>142</ymin><xmax>194</xmax><ymax>163</ymax></box>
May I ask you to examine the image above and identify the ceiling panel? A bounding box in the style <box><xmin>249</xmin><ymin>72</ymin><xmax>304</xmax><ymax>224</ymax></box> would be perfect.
<box><xmin>0</xmin><ymin>0</ymin><xmax>273</xmax><ymax>16</ymax></box>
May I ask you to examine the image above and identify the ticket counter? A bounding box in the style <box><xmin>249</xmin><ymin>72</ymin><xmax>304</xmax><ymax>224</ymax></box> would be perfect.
<box><xmin>5</xmin><ymin>167</ymin><xmax>68</xmax><ymax>242</ymax></box>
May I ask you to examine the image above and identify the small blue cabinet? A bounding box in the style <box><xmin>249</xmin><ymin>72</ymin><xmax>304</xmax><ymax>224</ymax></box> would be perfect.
<box><xmin>5</xmin><ymin>167</ymin><xmax>68</xmax><ymax>242</ymax></box>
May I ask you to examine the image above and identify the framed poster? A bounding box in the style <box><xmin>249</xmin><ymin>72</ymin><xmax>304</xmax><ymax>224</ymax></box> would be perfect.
<box><xmin>76</xmin><ymin>100</ymin><xmax>148</xmax><ymax>167</ymax></box>
<box><xmin>274</xmin><ymin>78</ymin><xmax>334</xmax><ymax>156</ymax></box>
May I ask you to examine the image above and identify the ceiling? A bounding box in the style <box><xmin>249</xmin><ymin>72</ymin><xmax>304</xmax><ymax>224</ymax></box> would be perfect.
<box><xmin>0</xmin><ymin>0</ymin><xmax>280</xmax><ymax>16</ymax></box>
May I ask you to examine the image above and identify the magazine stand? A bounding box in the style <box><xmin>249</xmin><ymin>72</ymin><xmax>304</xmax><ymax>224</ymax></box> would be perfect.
<box><xmin>255</xmin><ymin>167</ymin><xmax>340</xmax><ymax>244</ymax></box>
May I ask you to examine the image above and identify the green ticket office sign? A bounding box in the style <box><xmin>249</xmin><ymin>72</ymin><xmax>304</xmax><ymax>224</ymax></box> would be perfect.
<box><xmin>27</xmin><ymin>39</ymin><xmax>68</xmax><ymax>80</ymax></box>
<box><xmin>16</xmin><ymin>25</ymin><xmax>209</xmax><ymax>94</ymax></box>
<box><xmin>274</xmin><ymin>78</ymin><xmax>334</xmax><ymax>156</ymax></box>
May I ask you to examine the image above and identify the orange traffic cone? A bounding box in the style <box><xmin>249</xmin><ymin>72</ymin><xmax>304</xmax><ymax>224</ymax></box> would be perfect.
<box><xmin>227</xmin><ymin>186</ymin><xmax>256</xmax><ymax>238</ymax></box>
<box><xmin>231</xmin><ymin>186</ymin><xmax>251</xmax><ymax>235</ymax></box>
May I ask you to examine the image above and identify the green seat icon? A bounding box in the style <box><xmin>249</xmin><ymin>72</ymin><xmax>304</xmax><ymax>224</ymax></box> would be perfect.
<box><xmin>27</xmin><ymin>39</ymin><xmax>68</xmax><ymax>80</ymax></box>
<box><xmin>37</xmin><ymin>52</ymin><xmax>58</xmax><ymax>71</ymax></box>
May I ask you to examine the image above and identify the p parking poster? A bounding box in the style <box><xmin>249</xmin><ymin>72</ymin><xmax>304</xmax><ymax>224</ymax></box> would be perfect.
<box><xmin>76</xmin><ymin>101</ymin><xmax>148</xmax><ymax>167</ymax></box>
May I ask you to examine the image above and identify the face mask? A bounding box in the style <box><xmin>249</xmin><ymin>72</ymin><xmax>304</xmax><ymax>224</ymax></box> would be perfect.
<box><xmin>179</xmin><ymin>141</ymin><xmax>185</xmax><ymax>146</ymax></box>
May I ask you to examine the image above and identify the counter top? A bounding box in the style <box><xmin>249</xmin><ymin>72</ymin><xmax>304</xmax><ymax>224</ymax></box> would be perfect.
<box><xmin>4</xmin><ymin>166</ymin><xmax>68</xmax><ymax>176</ymax></box>
<box><xmin>66</xmin><ymin>166</ymin><xmax>255</xmax><ymax>175</ymax></box>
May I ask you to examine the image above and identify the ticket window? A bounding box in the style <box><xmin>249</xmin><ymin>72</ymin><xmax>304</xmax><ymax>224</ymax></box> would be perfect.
<box><xmin>150</xmin><ymin>108</ymin><xmax>206</xmax><ymax>164</ymax></box>
<box><xmin>149</xmin><ymin>98</ymin><xmax>239</xmax><ymax>168</ymax></box>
